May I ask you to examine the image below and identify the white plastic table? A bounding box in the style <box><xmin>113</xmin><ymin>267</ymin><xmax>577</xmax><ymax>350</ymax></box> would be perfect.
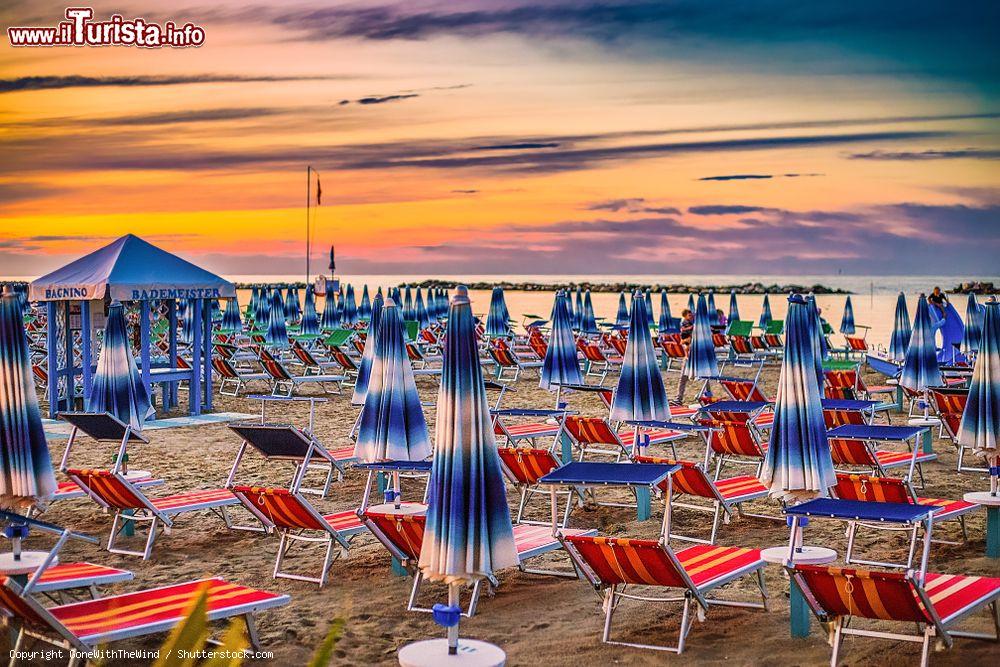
<box><xmin>0</xmin><ymin>551</ymin><xmax>57</xmax><ymax>586</ymax></box>
<box><xmin>964</xmin><ymin>492</ymin><xmax>1000</xmax><ymax>558</ymax></box>
<box><xmin>399</xmin><ymin>639</ymin><xmax>505</xmax><ymax>667</ymax></box>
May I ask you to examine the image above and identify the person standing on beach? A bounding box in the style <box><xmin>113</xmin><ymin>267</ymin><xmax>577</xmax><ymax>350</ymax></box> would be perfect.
<box><xmin>679</xmin><ymin>309</ymin><xmax>695</xmax><ymax>342</ymax></box>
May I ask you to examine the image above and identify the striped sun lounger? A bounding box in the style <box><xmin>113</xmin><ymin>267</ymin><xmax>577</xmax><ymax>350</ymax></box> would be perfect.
<box><xmin>788</xmin><ymin>565</ymin><xmax>1000</xmax><ymax>666</ymax></box>
<box><xmin>26</xmin><ymin>562</ymin><xmax>133</xmax><ymax>599</ymax></box>
<box><xmin>1</xmin><ymin>577</ymin><xmax>289</xmax><ymax>656</ymax></box>
<box><xmin>563</xmin><ymin>536</ymin><xmax>768</xmax><ymax>653</ymax></box>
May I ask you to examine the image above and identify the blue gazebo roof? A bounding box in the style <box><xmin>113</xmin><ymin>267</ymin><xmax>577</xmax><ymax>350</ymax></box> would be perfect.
<box><xmin>30</xmin><ymin>234</ymin><xmax>234</xmax><ymax>302</ymax></box>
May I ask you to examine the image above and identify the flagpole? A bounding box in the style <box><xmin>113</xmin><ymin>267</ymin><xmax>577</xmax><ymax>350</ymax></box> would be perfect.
<box><xmin>306</xmin><ymin>166</ymin><xmax>311</xmax><ymax>285</ymax></box>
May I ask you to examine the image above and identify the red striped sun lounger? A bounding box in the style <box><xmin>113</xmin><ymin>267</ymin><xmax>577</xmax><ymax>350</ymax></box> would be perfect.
<box><xmin>563</xmin><ymin>536</ymin><xmax>768</xmax><ymax>653</ymax></box>
<box><xmin>64</xmin><ymin>469</ymin><xmax>242</xmax><ymax>560</ymax></box>
<box><xmin>498</xmin><ymin>447</ymin><xmax>574</xmax><ymax>527</ymax></box>
<box><xmin>1</xmin><ymin>577</ymin><xmax>288</xmax><ymax>655</ymax></box>
<box><xmin>363</xmin><ymin>508</ymin><xmax>592</xmax><ymax>617</ymax></box>
<box><xmin>788</xmin><ymin>565</ymin><xmax>1000</xmax><ymax>666</ymax></box>
<box><xmin>19</xmin><ymin>562</ymin><xmax>134</xmax><ymax>600</ymax></box>
<box><xmin>635</xmin><ymin>456</ymin><xmax>773</xmax><ymax>544</ymax></box>
<box><xmin>564</xmin><ymin>416</ymin><xmax>686</xmax><ymax>461</ymax></box>
<box><xmin>230</xmin><ymin>486</ymin><xmax>368</xmax><ymax>587</ymax></box>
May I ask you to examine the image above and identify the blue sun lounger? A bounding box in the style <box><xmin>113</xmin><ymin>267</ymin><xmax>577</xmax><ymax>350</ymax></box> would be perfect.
<box><xmin>784</xmin><ymin>497</ymin><xmax>936</xmax><ymax>570</ymax></box>
<box><xmin>538</xmin><ymin>461</ymin><xmax>679</xmax><ymax>527</ymax></box>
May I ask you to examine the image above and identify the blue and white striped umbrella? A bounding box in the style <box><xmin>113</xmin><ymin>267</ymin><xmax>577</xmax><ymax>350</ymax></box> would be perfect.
<box><xmin>321</xmin><ymin>289</ymin><xmax>338</xmax><ymax>330</ymax></box>
<box><xmin>403</xmin><ymin>286</ymin><xmax>414</xmax><ymax>320</ymax></box>
<box><xmin>210</xmin><ymin>298</ymin><xmax>221</xmax><ymax>323</ymax></box>
<box><xmin>0</xmin><ymin>286</ymin><xmax>57</xmax><ymax>510</ymax></box>
<box><xmin>615</xmin><ymin>292</ymin><xmax>629</xmax><ymax>328</ymax></box>
<box><xmin>900</xmin><ymin>294</ymin><xmax>942</xmax><ymax>393</ymax></box>
<box><xmin>565</xmin><ymin>288</ymin><xmax>576</xmax><ymax>328</ymax></box>
<box><xmin>88</xmin><ymin>302</ymin><xmax>155</xmax><ymax>432</ymax></box>
<box><xmin>283</xmin><ymin>287</ymin><xmax>300</xmax><ymax>322</ymax></box>
<box><xmin>761</xmin><ymin>294</ymin><xmax>836</xmax><ymax>501</ymax></box>
<box><xmin>415</xmin><ymin>289</ymin><xmax>431</xmax><ymax>330</ymax></box>
<box><xmin>759</xmin><ymin>293</ymin><xmax>773</xmax><ymax>328</ymax></box>
<box><xmin>354</xmin><ymin>298</ymin><xmax>432</xmax><ymax>462</ymax></box>
<box><xmin>254</xmin><ymin>287</ymin><xmax>270</xmax><ymax>325</ymax></box>
<box><xmin>180</xmin><ymin>298</ymin><xmax>196</xmax><ymax>344</ymax></box>
<box><xmin>644</xmin><ymin>290</ymin><xmax>654</xmax><ymax>328</ymax></box>
<box><xmin>804</xmin><ymin>294</ymin><xmax>825</xmax><ymax>388</ymax></box>
<box><xmin>359</xmin><ymin>285</ymin><xmax>372</xmax><ymax>320</ymax></box>
<box><xmin>961</xmin><ymin>293</ymin><xmax>984</xmax><ymax>356</ymax></box>
<box><xmin>352</xmin><ymin>292</ymin><xmax>384</xmax><ymax>405</ymax></box>
<box><xmin>335</xmin><ymin>286</ymin><xmax>346</xmax><ymax>325</ymax></box>
<box><xmin>840</xmin><ymin>296</ymin><xmax>856</xmax><ymax>335</ymax></box>
<box><xmin>540</xmin><ymin>291</ymin><xmax>582</xmax><ymax>391</ymax></box>
<box><xmin>220</xmin><ymin>297</ymin><xmax>242</xmax><ymax>333</ymax></box>
<box><xmin>265</xmin><ymin>289</ymin><xmax>290</xmax><ymax>349</ymax></box>
<box><xmin>247</xmin><ymin>287</ymin><xmax>259</xmax><ymax>321</ymax></box>
<box><xmin>686</xmin><ymin>293</ymin><xmax>696</xmax><ymax>315</ymax></box>
<box><xmin>806</xmin><ymin>293</ymin><xmax>828</xmax><ymax>360</ymax></box>
<box><xmin>728</xmin><ymin>290</ymin><xmax>740</xmax><ymax>323</ymax></box>
<box><xmin>682</xmin><ymin>294</ymin><xmax>719</xmax><ymax>380</ymax></box>
<box><xmin>343</xmin><ymin>284</ymin><xmax>358</xmax><ymax>325</ymax></box>
<box><xmin>958</xmin><ymin>298</ymin><xmax>999</xmax><ymax>477</ymax></box>
<box><xmin>300</xmin><ymin>285</ymin><xmax>320</xmax><ymax>336</ymax></box>
<box><xmin>580</xmin><ymin>290</ymin><xmax>599</xmax><ymax>335</ymax></box>
<box><xmin>575</xmin><ymin>288</ymin><xmax>584</xmax><ymax>329</ymax></box>
<box><xmin>420</xmin><ymin>286</ymin><xmax>518</xmax><ymax>584</ymax></box>
<box><xmin>611</xmin><ymin>290</ymin><xmax>670</xmax><ymax>422</ymax></box>
<box><xmin>485</xmin><ymin>286</ymin><xmax>511</xmax><ymax>338</ymax></box>
<box><xmin>707</xmin><ymin>292</ymin><xmax>719</xmax><ymax>326</ymax></box>
<box><xmin>659</xmin><ymin>290</ymin><xmax>673</xmax><ymax>332</ymax></box>
<box><xmin>888</xmin><ymin>292</ymin><xmax>911</xmax><ymax>362</ymax></box>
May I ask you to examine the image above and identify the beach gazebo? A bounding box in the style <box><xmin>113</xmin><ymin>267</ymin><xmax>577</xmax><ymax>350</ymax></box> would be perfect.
<box><xmin>29</xmin><ymin>234</ymin><xmax>235</xmax><ymax>418</ymax></box>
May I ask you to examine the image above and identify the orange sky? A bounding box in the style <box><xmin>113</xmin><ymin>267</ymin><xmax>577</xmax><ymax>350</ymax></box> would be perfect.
<box><xmin>1</xmin><ymin>1</ymin><xmax>998</xmax><ymax>277</ymax></box>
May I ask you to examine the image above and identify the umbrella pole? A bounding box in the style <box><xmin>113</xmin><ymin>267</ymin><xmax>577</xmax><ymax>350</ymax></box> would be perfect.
<box><xmin>393</xmin><ymin>471</ymin><xmax>401</xmax><ymax>510</ymax></box>
<box><xmin>447</xmin><ymin>583</ymin><xmax>460</xmax><ymax>654</ymax></box>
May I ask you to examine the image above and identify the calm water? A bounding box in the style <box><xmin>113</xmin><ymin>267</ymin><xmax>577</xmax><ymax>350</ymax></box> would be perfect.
<box><xmin>227</xmin><ymin>274</ymin><xmax>997</xmax><ymax>348</ymax></box>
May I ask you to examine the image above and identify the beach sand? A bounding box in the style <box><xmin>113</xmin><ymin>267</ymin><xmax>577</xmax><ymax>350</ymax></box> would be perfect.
<box><xmin>16</xmin><ymin>363</ymin><xmax>1000</xmax><ymax>666</ymax></box>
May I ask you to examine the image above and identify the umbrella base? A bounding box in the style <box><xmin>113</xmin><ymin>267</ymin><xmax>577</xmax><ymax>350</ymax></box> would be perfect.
<box><xmin>399</xmin><ymin>639</ymin><xmax>505</xmax><ymax>667</ymax></box>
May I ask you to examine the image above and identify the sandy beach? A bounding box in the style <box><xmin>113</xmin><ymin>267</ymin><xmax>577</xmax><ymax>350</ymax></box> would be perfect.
<box><xmin>16</xmin><ymin>361</ymin><xmax>999</xmax><ymax>666</ymax></box>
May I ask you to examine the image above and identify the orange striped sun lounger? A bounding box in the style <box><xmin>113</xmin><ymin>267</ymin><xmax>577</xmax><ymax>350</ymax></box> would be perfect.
<box><xmin>52</xmin><ymin>476</ymin><xmax>164</xmax><ymax>503</ymax></box>
<box><xmin>21</xmin><ymin>562</ymin><xmax>134</xmax><ymax>601</ymax></box>
<box><xmin>832</xmin><ymin>473</ymin><xmax>979</xmax><ymax>569</ymax></box>
<box><xmin>64</xmin><ymin>469</ymin><xmax>243</xmax><ymax>560</ymax></box>
<box><xmin>787</xmin><ymin>565</ymin><xmax>1000</xmax><ymax>667</ymax></box>
<box><xmin>363</xmin><ymin>507</ymin><xmax>593</xmax><ymax>617</ymax></box>
<box><xmin>230</xmin><ymin>486</ymin><xmax>368</xmax><ymax>587</ymax></box>
<box><xmin>928</xmin><ymin>386</ymin><xmax>983</xmax><ymax>472</ymax></box>
<box><xmin>563</xmin><ymin>536</ymin><xmax>768</xmax><ymax>653</ymax></box>
<box><xmin>1</xmin><ymin>577</ymin><xmax>289</xmax><ymax>658</ymax></box>
<box><xmin>260</xmin><ymin>357</ymin><xmax>346</xmax><ymax>397</ymax></box>
<box><xmin>827</xmin><ymin>424</ymin><xmax>937</xmax><ymax>487</ymax></box>
<box><xmin>564</xmin><ymin>416</ymin><xmax>686</xmax><ymax>462</ymax></box>
<box><xmin>212</xmin><ymin>357</ymin><xmax>270</xmax><ymax>396</ymax></box>
<box><xmin>498</xmin><ymin>447</ymin><xmax>575</xmax><ymax>527</ymax></box>
<box><xmin>634</xmin><ymin>456</ymin><xmax>774</xmax><ymax>544</ymax></box>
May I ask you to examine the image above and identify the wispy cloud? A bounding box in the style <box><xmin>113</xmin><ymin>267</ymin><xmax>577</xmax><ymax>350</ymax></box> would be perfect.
<box><xmin>698</xmin><ymin>172</ymin><xmax>824</xmax><ymax>181</ymax></box>
<box><xmin>340</xmin><ymin>93</ymin><xmax>420</xmax><ymax>105</ymax></box>
<box><xmin>586</xmin><ymin>198</ymin><xmax>681</xmax><ymax>215</ymax></box>
<box><xmin>0</xmin><ymin>74</ymin><xmax>343</xmax><ymax>94</ymax></box>
<box><xmin>846</xmin><ymin>148</ymin><xmax>1000</xmax><ymax>160</ymax></box>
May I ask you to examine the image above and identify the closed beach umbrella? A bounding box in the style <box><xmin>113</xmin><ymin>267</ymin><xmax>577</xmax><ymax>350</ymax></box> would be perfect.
<box><xmin>485</xmin><ymin>286</ymin><xmax>511</xmax><ymax>338</ymax></box>
<box><xmin>565</xmin><ymin>288</ymin><xmax>576</xmax><ymax>328</ymax></box>
<box><xmin>354</xmin><ymin>298</ymin><xmax>432</xmax><ymax>463</ymax></box>
<box><xmin>962</xmin><ymin>293</ymin><xmax>984</xmax><ymax>356</ymax></box>
<box><xmin>580</xmin><ymin>290</ymin><xmax>599</xmax><ymax>335</ymax></box>
<box><xmin>343</xmin><ymin>284</ymin><xmax>358</xmax><ymax>325</ymax></box>
<box><xmin>210</xmin><ymin>298</ymin><xmax>221</xmax><ymax>322</ymax></box>
<box><xmin>840</xmin><ymin>296</ymin><xmax>856</xmax><ymax>335</ymax></box>
<box><xmin>284</xmin><ymin>287</ymin><xmax>299</xmax><ymax>322</ymax></box>
<box><xmin>682</xmin><ymin>294</ymin><xmax>719</xmax><ymax>380</ymax></box>
<box><xmin>180</xmin><ymin>298</ymin><xmax>195</xmax><ymax>344</ymax></box>
<box><xmin>611</xmin><ymin>290</ymin><xmax>670</xmax><ymax>425</ymax></box>
<box><xmin>0</xmin><ymin>286</ymin><xmax>57</xmax><ymax>510</ymax></box>
<box><xmin>419</xmin><ymin>286</ymin><xmax>518</xmax><ymax>651</ymax></box>
<box><xmin>659</xmin><ymin>290</ymin><xmax>673</xmax><ymax>332</ymax></box>
<box><xmin>900</xmin><ymin>295</ymin><xmax>942</xmax><ymax>414</ymax></box>
<box><xmin>300</xmin><ymin>285</ymin><xmax>319</xmax><ymax>336</ymax></box>
<box><xmin>761</xmin><ymin>294</ymin><xmax>836</xmax><ymax>501</ymax></box>
<box><xmin>540</xmin><ymin>291</ymin><xmax>582</xmax><ymax>392</ymax></box>
<box><xmin>415</xmin><ymin>289</ymin><xmax>431</xmax><ymax>330</ymax></box>
<box><xmin>248</xmin><ymin>286</ymin><xmax>260</xmax><ymax>321</ymax></box>
<box><xmin>687</xmin><ymin>293</ymin><xmax>696</xmax><ymax>316</ymax></box>
<box><xmin>958</xmin><ymin>298</ymin><xmax>999</xmax><ymax>493</ymax></box>
<box><xmin>403</xmin><ymin>286</ymin><xmax>414</xmax><ymax>320</ymax></box>
<box><xmin>759</xmin><ymin>294</ymin><xmax>772</xmax><ymax>328</ymax></box>
<box><xmin>728</xmin><ymin>290</ymin><xmax>740</xmax><ymax>324</ymax></box>
<box><xmin>359</xmin><ymin>285</ymin><xmax>372</xmax><ymax>320</ymax></box>
<box><xmin>707</xmin><ymin>292</ymin><xmax>719</xmax><ymax>326</ymax></box>
<box><xmin>575</xmin><ymin>288</ymin><xmax>584</xmax><ymax>329</ymax></box>
<box><xmin>335</xmin><ymin>286</ymin><xmax>345</xmax><ymax>325</ymax></box>
<box><xmin>321</xmin><ymin>289</ymin><xmax>338</xmax><ymax>330</ymax></box>
<box><xmin>265</xmin><ymin>289</ymin><xmax>289</xmax><ymax>349</ymax></box>
<box><xmin>807</xmin><ymin>293</ymin><xmax>828</xmax><ymax>361</ymax></box>
<box><xmin>352</xmin><ymin>293</ymin><xmax>384</xmax><ymax>405</ymax></box>
<box><xmin>255</xmin><ymin>287</ymin><xmax>270</xmax><ymax>325</ymax></box>
<box><xmin>644</xmin><ymin>290</ymin><xmax>655</xmax><ymax>328</ymax></box>
<box><xmin>221</xmin><ymin>297</ymin><xmax>243</xmax><ymax>333</ymax></box>
<box><xmin>888</xmin><ymin>292</ymin><xmax>911</xmax><ymax>362</ymax></box>
<box><xmin>88</xmin><ymin>302</ymin><xmax>155</xmax><ymax>432</ymax></box>
<box><xmin>615</xmin><ymin>292</ymin><xmax>629</xmax><ymax>328</ymax></box>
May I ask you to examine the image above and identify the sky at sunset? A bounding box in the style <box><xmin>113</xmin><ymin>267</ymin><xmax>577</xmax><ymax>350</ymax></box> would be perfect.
<box><xmin>1</xmin><ymin>1</ymin><xmax>998</xmax><ymax>278</ymax></box>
